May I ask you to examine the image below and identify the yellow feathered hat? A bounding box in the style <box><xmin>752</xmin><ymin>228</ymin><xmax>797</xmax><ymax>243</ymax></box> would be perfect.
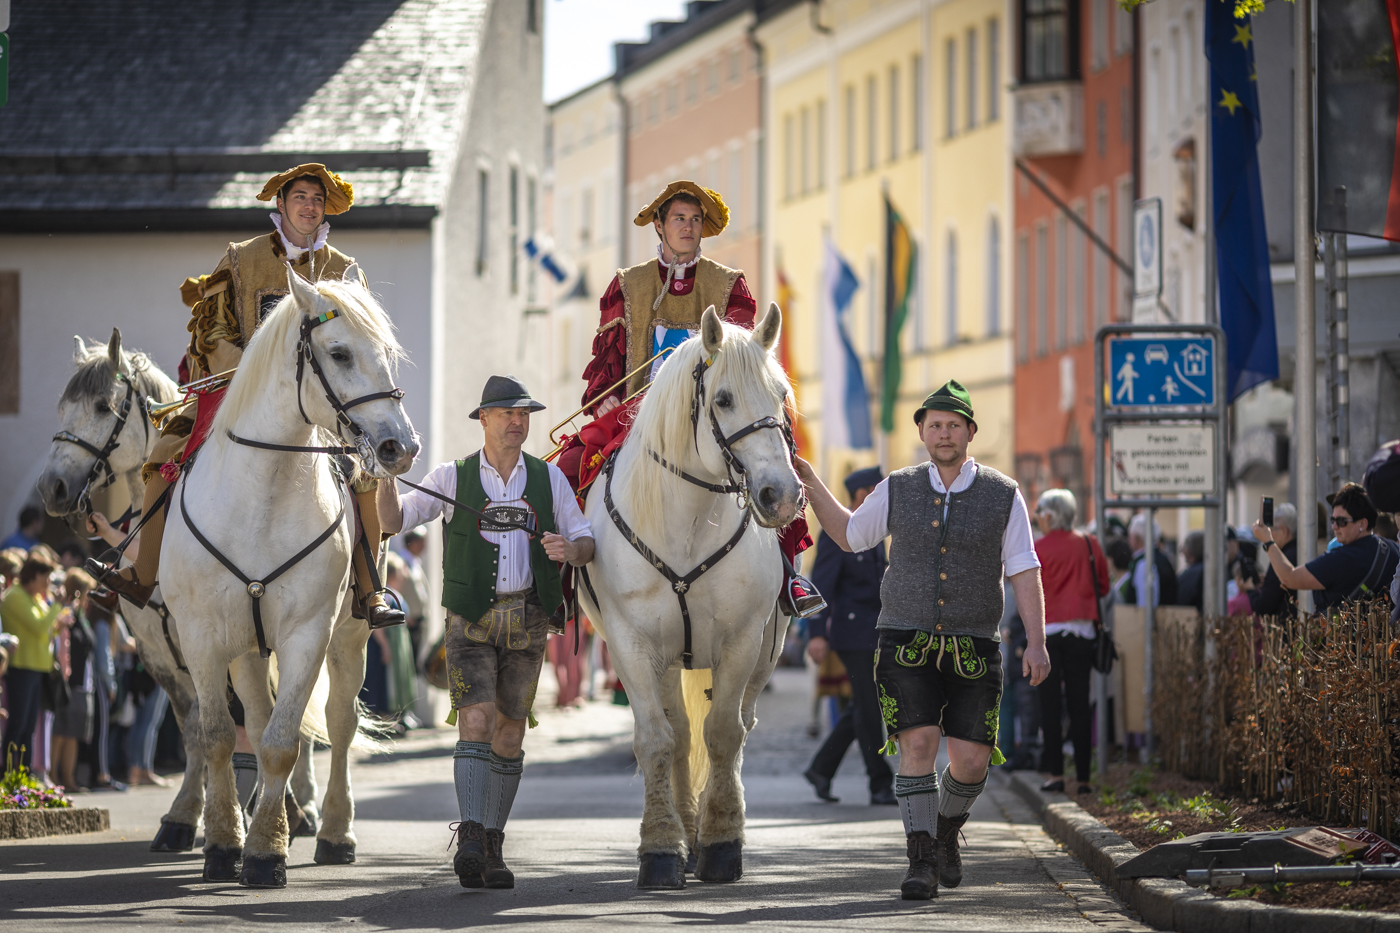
<box><xmin>257</xmin><ymin>163</ymin><xmax>355</xmax><ymax>215</ymax></box>
<box><xmin>633</xmin><ymin>180</ymin><xmax>729</xmax><ymax>237</ymax></box>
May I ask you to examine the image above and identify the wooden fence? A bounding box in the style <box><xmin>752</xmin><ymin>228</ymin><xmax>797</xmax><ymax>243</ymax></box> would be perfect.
<box><xmin>1152</xmin><ymin>604</ymin><xmax>1400</xmax><ymax>836</ymax></box>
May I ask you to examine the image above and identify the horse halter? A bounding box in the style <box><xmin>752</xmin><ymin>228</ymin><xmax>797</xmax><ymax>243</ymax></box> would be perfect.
<box><xmin>687</xmin><ymin>355</ymin><xmax>793</xmax><ymax>511</ymax></box>
<box><xmin>51</xmin><ymin>371</ymin><xmax>145</xmax><ymax>518</ymax></box>
<box><xmin>292</xmin><ymin>309</ymin><xmax>404</xmax><ymax>468</ymax></box>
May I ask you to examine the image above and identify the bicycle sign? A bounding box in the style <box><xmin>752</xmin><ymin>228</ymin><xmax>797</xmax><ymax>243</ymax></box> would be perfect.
<box><xmin>1107</xmin><ymin>335</ymin><xmax>1216</xmax><ymax>409</ymax></box>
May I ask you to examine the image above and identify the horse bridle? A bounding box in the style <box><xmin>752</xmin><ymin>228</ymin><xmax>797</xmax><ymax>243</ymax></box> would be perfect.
<box><xmin>684</xmin><ymin>354</ymin><xmax>796</xmax><ymax>511</ymax></box>
<box><xmin>51</xmin><ymin>371</ymin><xmax>146</xmax><ymax>523</ymax></box>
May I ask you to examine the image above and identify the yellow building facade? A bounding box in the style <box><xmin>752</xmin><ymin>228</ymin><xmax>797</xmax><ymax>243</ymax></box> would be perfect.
<box><xmin>757</xmin><ymin>0</ymin><xmax>1014</xmax><ymax>492</ymax></box>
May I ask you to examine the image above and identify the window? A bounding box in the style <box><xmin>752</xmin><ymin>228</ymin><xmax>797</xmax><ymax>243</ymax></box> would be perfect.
<box><xmin>945</xmin><ymin>230</ymin><xmax>959</xmax><ymax>345</ymax></box>
<box><xmin>476</xmin><ymin>169</ymin><xmax>490</xmax><ymax>277</ymax></box>
<box><xmin>1034</xmin><ymin>223</ymin><xmax>1048</xmax><ymax>356</ymax></box>
<box><xmin>667</xmin><ymin>81</ymin><xmax>680</xmax><ymax>116</ymax></box>
<box><xmin>1022</xmin><ymin>0</ymin><xmax>1078</xmax><ymax>83</ymax></box>
<box><xmin>579</xmin><ymin>184</ymin><xmax>593</xmax><ymax>249</ymax></box>
<box><xmin>988</xmin><ymin>19</ymin><xmax>1001</xmax><ymax>121</ymax></box>
<box><xmin>527</xmin><ymin>176</ymin><xmax>538</xmax><ymax>302</ymax></box>
<box><xmin>1113</xmin><ymin>0</ymin><xmax>1134</xmax><ymax>56</ymax></box>
<box><xmin>707</xmin><ymin>58</ymin><xmax>720</xmax><ymax>95</ymax></box>
<box><xmin>510</xmin><ymin>166</ymin><xmax>520</xmax><ymax>295</ymax></box>
<box><xmin>866</xmin><ymin>76</ymin><xmax>878</xmax><ymax>170</ymax></box>
<box><xmin>1054</xmin><ymin>215</ymin><xmax>1067</xmax><ymax>349</ymax></box>
<box><xmin>800</xmin><ymin>105</ymin><xmax>811</xmax><ymax>194</ymax></box>
<box><xmin>987</xmin><ymin>217</ymin><xmax>1001</xmax><ymax>336</ymax></box>
<box><xmin>729</xmin><ymin>47</ymin><xmax>742</xmax><ymax>83</ymax></box>
<box><xmin>1096</xmin><ymin>99</ymin><xmax>1107</xmax><ymax>157</ymax></box>
<box><xmin>816</xmin><ymin>98</ymin><xmax>827</xmax><ymax>188</ymax></box>
<box><xmin>1168</xmin><ymin>26</ymin><xmax>1180</xmax><ymax>125</ymax></box>
<box><xmin>888</xmin><ymin>65</ymin><xmax>901</xmax><ymax>160</ymax></box>
<box><xmin>844</xmin><ymin>84</ymin><xmax>857</xmax><ymax>176</ymax></box>
<box><xmin>1071</xmin><ymin>204</ymin><xmax>1086</xmax><ymax>344</ymax></box>
<box><xmin>1120</xmin><ymin>85</ymin><xmax>1132</xmax><ymax>144</ymax></box>
<box><xmin>648</xmin><ymin>91</ymin><xmax>660</xmax><ymax>125</ymax></box>
<box><xmin>687</xmin><ymin>69</ymin><xmax>699</xmax><ymax>105</ymax></box>
<box><xmin>1091</xmin><ymin>0</ymin><xmax>1108</xmax><ymax>71</ymax></box>
<box><xmin>1117</xmin><ymin>178</ymin><xmax>1134</xmax><ymax>319</ymax></box>
<box><xmin>1016</xmin><ymin>234</ymin><xmax>1030</xmax><ymax>361</ymax></box>
<box><xmin>966</xmin><ymin>29</ymin><xmax>978</xmax><ymax>130</ymax></box>
<box><xmin>1093</xmin><ymin>190</ymin><xmax>1109</xmax><ymax>329</ymax></box>
<box><xmin>1146</xmin><ymin>45</ymin><xmax>1160</xmax><ymax>146</ymax></box>
<box><xmin>784</xmin><ymin>113</ymin><xmax>795</xmax><ymax>200</ymax></box>
<box><xmin>944</xmin><ymin>39</ymin><xmax>957</xmax><ymax>138</ymax></box>
<box><xmin>544</xmin><ymin>121</ymin><xmax>554</xmax><ymax>167</ymax></box>
<box><xmin>911</xmin><ymin>55</ymin><xmax>925</xmax><ymax>151</ymax></box>
<box><xmin>527</xmin><ymin>0</ymin><xmax>539</xmax><ymax>34</ymax></box>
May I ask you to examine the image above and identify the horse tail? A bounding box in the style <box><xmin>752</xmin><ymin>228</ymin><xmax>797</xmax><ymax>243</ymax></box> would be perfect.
<box><xmin>268</xmin><ymin>655</ymin><xmax>385</xmax><ymax>753</ymax></box>
<box><xmin>681</xmin><ymin>668</ymin><xmax>712</xmax><ymax>797</ymax></box>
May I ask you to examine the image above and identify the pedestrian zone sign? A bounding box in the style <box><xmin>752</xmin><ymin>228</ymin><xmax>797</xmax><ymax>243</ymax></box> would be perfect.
<box><xmin>1107</xmin><ymin>336</ymin><xmax>1215</xmax><ymax>408</ymax></box>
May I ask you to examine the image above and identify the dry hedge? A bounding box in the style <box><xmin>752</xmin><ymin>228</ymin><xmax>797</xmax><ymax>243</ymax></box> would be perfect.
<box><xmin>1152</xmin><ymin>603</ymin><xmax>1400</xmax><ymax>836</ymax></box>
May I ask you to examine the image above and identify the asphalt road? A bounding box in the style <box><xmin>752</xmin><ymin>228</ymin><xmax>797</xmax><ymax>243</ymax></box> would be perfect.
<box><xmin>1</xmin><ymin>667</ymin><xmax>1147</xmax><ymax>931</ymax></box>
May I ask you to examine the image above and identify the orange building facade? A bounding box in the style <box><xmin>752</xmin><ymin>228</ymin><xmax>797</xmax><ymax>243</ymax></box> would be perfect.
<box><xmin>1011</xmin><ymin>0</ymin><xmax>1137</xmax><ymax>521</ymax></box>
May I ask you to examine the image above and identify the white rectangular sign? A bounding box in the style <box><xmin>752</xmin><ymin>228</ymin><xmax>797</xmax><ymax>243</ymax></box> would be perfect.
<box><xmin>1133</xmin><ymin>198</ymin><xmax>1162</xmax><ymax>299</ymax></box>
<box><xmin>1109</xmin><ymin>424</ymin><xmax>1215</xmax><ymax>495</ymax></box>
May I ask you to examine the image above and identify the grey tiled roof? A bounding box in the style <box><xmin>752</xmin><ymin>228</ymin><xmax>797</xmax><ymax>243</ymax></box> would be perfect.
<box><xmin>0</xmin><ymin>0</ymin><xmax>488</xmax><ymax>225</ymax></box>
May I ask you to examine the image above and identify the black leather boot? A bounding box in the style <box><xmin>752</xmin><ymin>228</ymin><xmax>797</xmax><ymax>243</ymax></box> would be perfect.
<box><xmin>451</xmin><ymin>820</ymin><xmax>487</xmax><ymax>888</ymax></box>
<box><xmin>935</xmin><ymin>812</ymin><xmax>969</xmax><ymax>887</ymax></box>
<box><xmin>484</xmin><ymin>828</ymin><xmax>514</xmax><ymax>888</ymax></box>
<box><xmin>901</xmin><ymin>831</ymin><xmax>938</xmax><ymax>900</ymax></box>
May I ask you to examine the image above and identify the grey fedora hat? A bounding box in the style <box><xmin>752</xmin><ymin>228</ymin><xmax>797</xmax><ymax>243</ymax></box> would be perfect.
<box><xmin>469</xmin><ymin>374</ymin><xmax>546</xmax><ymax>420</ymax></box>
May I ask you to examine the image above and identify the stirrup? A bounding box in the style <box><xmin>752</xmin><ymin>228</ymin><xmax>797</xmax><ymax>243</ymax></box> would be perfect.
<box><xmin>778</xmin><ymin>573</ymin><xmax>827</xmax><ymax>619</ymax></box>
<box><xmin>364</xmin><ymin>591</ymin><xmax>406</xmax><ymax>630</ymax></box>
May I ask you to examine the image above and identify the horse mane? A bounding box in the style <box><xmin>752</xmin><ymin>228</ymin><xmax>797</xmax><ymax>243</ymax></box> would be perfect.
<box><xmin>62</xmin><ymin>339</ymin><xmax>178</xmax><ymax>411</ymax></box>
<box><xmin>621</xmin><ymin>319</ymin><xmax>791</xmax><ymax>540</ymax></box>
<box><xmin>209</xmin><ymin>277</ymin><xmax>403</xmax><ymax>446</ymax></box>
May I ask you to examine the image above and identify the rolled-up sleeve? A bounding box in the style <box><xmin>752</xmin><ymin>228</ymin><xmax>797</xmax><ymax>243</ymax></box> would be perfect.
<box><xmin>844</xmin><ymin>478</ymin><xmax>891</xmax><ymax>553</ymax></box>
<box><xmin>398</xmin><ymin>461</ymin><xmax>456</xmax><ymax>530</ymax></box>
<box><xmin>1002</xmin><ymin>490</ymin><xmax>1041</xmax><ymax>577</ymax></box>
<box><xmin>548</xmin><ymin>463</ymin><xmax>593</xmax><ymax>541</ymax></box>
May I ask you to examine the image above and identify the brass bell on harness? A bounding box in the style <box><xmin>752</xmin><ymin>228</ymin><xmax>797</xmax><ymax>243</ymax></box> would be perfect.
<box><xmin>247</xmin><ymin>581</ymin><xmax>266</xmax><ymax>598</ymax></box>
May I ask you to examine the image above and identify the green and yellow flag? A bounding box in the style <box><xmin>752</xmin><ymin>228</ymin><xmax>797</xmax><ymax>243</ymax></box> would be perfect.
<box><xmin>881</xmin><ymin>195</ymin><xmax>917</xmax><ymax>433</ymax></box>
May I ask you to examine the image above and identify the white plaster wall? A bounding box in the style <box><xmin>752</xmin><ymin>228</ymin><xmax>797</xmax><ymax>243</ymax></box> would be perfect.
<box><xmin>0</xmin><ymin>228</ymin><xmax>434</xmax><ymax>527</ymax></box>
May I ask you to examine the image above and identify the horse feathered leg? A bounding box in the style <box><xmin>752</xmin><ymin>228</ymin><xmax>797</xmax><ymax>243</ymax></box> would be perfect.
<box><xmin>152</xmin><ymin>679</ymin><xmax>205</xmax><ymax>852</ymax></box>
<box><xmin>662</xmin><ymin>666</ymin><xmax>698</xmax><ymax>871</ymax></box>
<box><xmin>192</xmin><ymin>655</ymin><xmax>243</xmax><ymax>882</ymax></box>
<box><xmin>316</xmin><ymin>608</ymin><xmax>366</xmax><ymax>865</ymax></box>
<box><xmin>694</xmin><ymin>651</ymin><xmax>760</xmax><ymax>884</ymax></box>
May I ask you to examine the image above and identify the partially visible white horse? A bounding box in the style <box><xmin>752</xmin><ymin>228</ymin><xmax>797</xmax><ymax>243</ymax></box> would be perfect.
<box><xmin>161</xmin><ymin>269</ymin><xmax>417</xmax><ymax>887</ymax></box>
<box><xmin>37</xmin><ymin>332</ymin><xmax>332</xmax><ymax>854</ymax></box>
<box><xmin>578</xmin><ymin>304</ymin><xmax>802</xmax><ymax>889</ymax></box>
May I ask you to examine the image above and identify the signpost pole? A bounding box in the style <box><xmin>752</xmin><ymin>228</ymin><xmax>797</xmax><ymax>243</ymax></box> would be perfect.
<box><xmin>1143</xmin><ymin>508</ymin><xmax>1156</xmax><ymax>761</ymax></box>
<box><xmin>1095</xmin><ymin>334</ymin><xmax>1111</xmax><ymax>781</ymax></box>
<box><xmin>1294</xmin><ymin>0</ymin><xmax>1317</xmax><ymax>618</ymax></box>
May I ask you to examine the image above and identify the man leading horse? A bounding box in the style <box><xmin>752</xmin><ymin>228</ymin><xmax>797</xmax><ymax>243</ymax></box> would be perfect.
<box><xmin>556</xmin><ymin>180</ymin><xmax>820</xmax><ymax>619</ymax></box>
<box><xmin>90</xmin><ymin>163</ymin><xmax>403</xmax><ymax>630</ymax></box>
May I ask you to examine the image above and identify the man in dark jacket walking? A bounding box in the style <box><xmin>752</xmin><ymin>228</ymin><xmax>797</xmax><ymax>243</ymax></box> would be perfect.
<box><xmin>802</xmin><ymin>467</ymin><xmax>895</xmax><ymax>806</ymax></box>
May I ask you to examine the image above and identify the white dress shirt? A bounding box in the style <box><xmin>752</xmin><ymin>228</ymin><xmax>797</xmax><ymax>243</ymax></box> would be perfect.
<box><xmin>398</xmin><ymin>453</ymin><xmax>592</xmax><ymax>594</ymax></box>
<box><xmin>844</xmin><ymin>457</ymin><xmax>1041</xmax><ymax>577</ymax></box>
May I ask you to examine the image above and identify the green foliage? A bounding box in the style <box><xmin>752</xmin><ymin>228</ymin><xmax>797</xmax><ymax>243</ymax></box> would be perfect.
<box><xmin>1227</xmin><ymin>886</ymin><xmax>1263</xmax><ymax>899</ymax></box>
<box><xmin>0</xmin><ymin>748</ymin><xmax>73</xmax><ymax>811</ymax></box>
<box><xmin>1127</xmin><ymin>766</ymin><xmax>1155</xmax><ymax>798</ymax></box>
<box><xmin>1115</xmin><ymin>0</ymin><xmax>1285</xmax><ymax>18</ymax></box>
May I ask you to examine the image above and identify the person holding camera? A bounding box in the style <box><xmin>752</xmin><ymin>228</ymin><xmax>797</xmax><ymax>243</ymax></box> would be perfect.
<box><xmin>1</xmin><ymin>554</ymin><xmax>71</xmax><ymax>773</ymax></box>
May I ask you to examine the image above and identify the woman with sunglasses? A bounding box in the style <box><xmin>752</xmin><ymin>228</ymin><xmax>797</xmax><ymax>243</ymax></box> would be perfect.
<box><xmin>1252</xmin><ymin>482</ymin><xmax>1398</xmax><ymax>614</ymax></box>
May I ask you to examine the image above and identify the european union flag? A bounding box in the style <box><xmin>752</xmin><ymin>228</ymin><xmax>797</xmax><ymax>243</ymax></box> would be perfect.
<box><xmin>1206</xmin><ymin>0</ymin><xmax>1279</xmax><ymax>401</ymax></box>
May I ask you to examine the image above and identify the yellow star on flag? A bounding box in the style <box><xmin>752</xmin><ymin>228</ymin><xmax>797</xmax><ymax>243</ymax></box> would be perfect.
<box><xmin>1232</xmin><ymin>23</ymin><xmax>1252</xmax><ymax>48</ymax></box>
<box><xmin>1219</xmin><ymin>88</ymin><xmax>1243</xmax><ymax>116</ymax></box>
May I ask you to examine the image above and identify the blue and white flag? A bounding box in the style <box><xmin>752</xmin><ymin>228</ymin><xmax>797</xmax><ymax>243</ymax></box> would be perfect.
<box><xmin>524</xmin><ymin>237</ymin><xmax>569</xmax><ymax>283</ymax></box>
<box><xmin>820</xmin><ymin>239</ymin><xmax>873</xmax><ymax>450</ymax></box>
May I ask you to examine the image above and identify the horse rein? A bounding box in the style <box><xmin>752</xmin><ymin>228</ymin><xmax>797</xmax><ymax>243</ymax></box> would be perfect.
<box><xmin>52</xmin><ymin>371</ymin><xmax>146</xmax><ymax>527</ymax></box>
<box><xmin>293</xmin><ymin>309</ymin><xmax>404</xmax><ymax>467</ymax></box>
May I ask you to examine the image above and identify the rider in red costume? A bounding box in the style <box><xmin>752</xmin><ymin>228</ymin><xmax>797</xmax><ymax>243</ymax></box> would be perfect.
<box><xmin>556</xmin><ymin>180</ymin><xmax>823</xmax><ymax>618</ymax></box>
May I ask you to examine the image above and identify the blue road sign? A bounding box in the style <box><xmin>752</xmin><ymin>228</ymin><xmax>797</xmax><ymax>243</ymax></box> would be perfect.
<box><xmin>1107</xmin><ymin>335</ymin><xmax>1216</xmax><ymax>408</ymax></box>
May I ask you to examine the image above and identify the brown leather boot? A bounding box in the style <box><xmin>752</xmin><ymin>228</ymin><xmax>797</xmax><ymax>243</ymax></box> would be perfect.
<box><xmin>935</xmin><ymin>812</ymin><xmax>969</xmax><ymax>888</ymax></box>
<box><xmin>88</xmin><ymin>472</ymin><xmax>170</xmax><ymax>610</ymax></box>
<box><xmin>451</xmin><ymin>820</ymin><xmax>487</xmax><ymax>888</ymax></box>
<box><xmin>352</xmin><ymin>484</ymin><xmax>404</xmax><ymax>629</ymax></box>
<box><xmin>484</xmin><ymin>828</ymin><xmax>514</xmax><ymax>888</ymax></box>
<box><xmin>901</xmin><ymin>831</ymin><xmax>938</xmax><ymax>900</ymax></box>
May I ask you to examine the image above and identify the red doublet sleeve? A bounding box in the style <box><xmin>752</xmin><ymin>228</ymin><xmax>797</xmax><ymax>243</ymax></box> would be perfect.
<box><xmin>724</xmin><ymin>273</ymin><xmax>756</xmax><ymax>328</ymax></box>
<box><xmin>582</xmin><ymin>274</ymin><xmax>627</xmax><ymax>412</ymax></box>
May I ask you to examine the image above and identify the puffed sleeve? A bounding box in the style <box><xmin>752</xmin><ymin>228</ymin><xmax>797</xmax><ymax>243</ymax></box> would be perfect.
<box><xmin>723</xmin><ymin>273</ymin><xmax>757</xmax><ymax>328</ymax></box>
<box><xmin>581</xmin><ymin>274</ymin><xmax>627</xmax><ymax>412</ymax></box>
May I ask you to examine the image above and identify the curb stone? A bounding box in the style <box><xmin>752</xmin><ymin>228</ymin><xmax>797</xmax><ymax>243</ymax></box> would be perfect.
<box><xmin>0</xmin><ymin>807</ymin><xmax>110</xmax><ymax>840</ymax></box>
<box><xmin>1008</xmin><ymin>770</ymin><xmax>1400</xmax><ymax>933</ymax></box>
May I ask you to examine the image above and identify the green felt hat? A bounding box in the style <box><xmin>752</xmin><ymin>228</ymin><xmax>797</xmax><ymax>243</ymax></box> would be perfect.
<box><xmin>914</xmin><ymin>379</ymin><xmax>976</xmax><ymax>427</ymax></box>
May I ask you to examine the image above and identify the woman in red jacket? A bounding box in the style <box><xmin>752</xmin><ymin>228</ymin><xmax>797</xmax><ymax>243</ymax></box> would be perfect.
<box><xmin>1033</xmin><ymin>489</ymin><xmax>1110</xmax><ymax>795</ymax></box>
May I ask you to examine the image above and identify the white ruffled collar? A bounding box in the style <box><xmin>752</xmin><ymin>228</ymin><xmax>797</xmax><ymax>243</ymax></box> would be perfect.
<box><xmin>270</xmin><ymin>212</ymin><xmax>329</xmax><ymax>260</ymax></box>
<box><xmin>657</xmin><ymin>242</ymin><xmax>702</xmax><ymax>271</ymax></box>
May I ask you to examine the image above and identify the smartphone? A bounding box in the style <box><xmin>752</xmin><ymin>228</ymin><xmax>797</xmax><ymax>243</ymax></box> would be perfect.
<box><xmin>1261</xmin><ymin>496</ymin><xmax>1274</xmax><ymax>526</ymax></box>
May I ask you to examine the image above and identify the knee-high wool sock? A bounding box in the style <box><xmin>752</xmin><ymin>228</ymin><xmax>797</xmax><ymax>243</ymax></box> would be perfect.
<box><xmin>894</xmin><ymin>772</ymin><xmax>939</xmax><ymax>836</ymax></box>
<box><xmin>232</xmin><ymin>752</ymin><xmax>259</xmax><ymax>812</ymax></box>
<box><xmin>454</xmin><ymin>741</ymin><xmax>493</xmax><ymax>825</ymax></box>
<box><xmin>938</xmin><ymin>765</ymin><xmax>987</xmax><ymax>819</ymax></box>
<box><xmin>485</xmin><ymin>751</ymin><xmax>524</xmax><ymax>831</ymax></box>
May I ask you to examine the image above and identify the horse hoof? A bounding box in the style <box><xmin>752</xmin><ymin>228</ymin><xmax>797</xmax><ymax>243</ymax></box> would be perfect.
<box><xmin>314</xmin><ymin>839</ymin><xmax>357</xmax><ymax>865</ymax></box>
<box><xmin>239</xmin><ymin>854</ymin><xmax>288</xmax><ymax>888</ymax></box>
<box><xmin>150</xmin><ymin>821</ymin><xmax>196</xmax><ymax>852</ymax></box>
<box><xmin>637</xmin><ymin>852</ymin><xmax>686</xmax><ymax>889</ymax></box>
<box><xmin>696</xmin><ymin>840</ymin><xmax>742</xmax><ymax>883</ymax></box>
<box><xmin>291</xmin><ymin>809</ymin><xmax>318</xmax><ymax>839</ymax></box>
<box><xmin>202</xmin><ymin>846</ymin><xmax>243</xmax><ymax>882</ymax></box>
<box><xmin>684</xmin><ymin>848</ymin><xmax>698</xmax><ymax>875</ymax></box>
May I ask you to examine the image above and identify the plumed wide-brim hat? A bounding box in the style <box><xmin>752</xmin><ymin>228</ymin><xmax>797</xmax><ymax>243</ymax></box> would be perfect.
<box><xmin>914</xmin><ymin>379</ymin><xmax>976</xmax><ymax>428</ymax></box>
<box><xmin>257</xmin><ymin>163</ymin><xmax>355</xmax><ymax>215</ymax></box>
<box><xmin>470</xmin><ymin>374</ymin><xmax>546</xmax><ymax>420</ymax></box>
<box><xmin>633</xmin><ymin>180</ymin><xmax>730</xmax><ymax>237</ymax></box>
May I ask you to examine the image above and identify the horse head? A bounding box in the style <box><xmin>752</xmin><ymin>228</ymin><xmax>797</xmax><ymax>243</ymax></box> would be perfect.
<box><xmin>283</xmin><ymin>265</ymin><xmax>420</xmax><ymax>477</ymax></box>
<box><xmin>38</xmin><ymin>328</ymin><xmax>167</xmax><ymax>532</ymax></box>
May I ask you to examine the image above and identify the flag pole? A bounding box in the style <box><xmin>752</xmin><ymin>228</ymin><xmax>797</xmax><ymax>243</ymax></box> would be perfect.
<box><xmin>1294</xmin><ymin>0</ymin><xmax>1317</xmax><ymax>617</ymax></box>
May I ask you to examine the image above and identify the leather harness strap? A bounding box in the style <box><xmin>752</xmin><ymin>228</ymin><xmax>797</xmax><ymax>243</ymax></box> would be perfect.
<box><xmin>178</xmin><ymin>471</ymin><xmax>347</xmax><ymax>660</ymax></box>
<box><xmin>52</xmin><ymin>371</ymin><xmax>148</xmax><ymax>526</ymax></box>
<box><xmin>147</xmin><ymin>598</ymin><xmax>187</xmax><ymax>673</ymax></box>
<box><xmin>648</xmin><ymin>450</ymin><xmax>742</xmax><ymax>494</ymax></box>
<box><xmin>602</xmin><ymin>453</ymin><xmax>750</xmax><ymax>670</ymax></box>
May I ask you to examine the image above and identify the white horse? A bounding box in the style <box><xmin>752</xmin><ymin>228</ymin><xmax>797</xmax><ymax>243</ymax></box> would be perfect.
<box><xmin>161</xmin><ymin>269</ymin><xmax>417</xmax><ymax>887</ymax></box>
<box><xmin>36</xmin><ymin>332</ymin><xmax>328</xmax><ymax>852</ymax></box>
<box><xmin>578</xmin><ymin>304</ymin><xmax>803</xmax><ymax>889</ymax></box>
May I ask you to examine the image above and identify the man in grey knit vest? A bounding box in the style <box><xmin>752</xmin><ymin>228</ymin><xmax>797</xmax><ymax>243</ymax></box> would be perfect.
<box><xmin>796</xmin><ymin>379</ymin><xmax>1049</xmax><ymax>900</ymax></box>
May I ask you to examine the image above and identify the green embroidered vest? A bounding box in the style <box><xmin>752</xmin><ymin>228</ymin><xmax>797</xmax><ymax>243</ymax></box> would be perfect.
<box><xmin>441</xmin><ymin>452</ymin><xmax>563</xmax><ymax>623</ymax></box>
